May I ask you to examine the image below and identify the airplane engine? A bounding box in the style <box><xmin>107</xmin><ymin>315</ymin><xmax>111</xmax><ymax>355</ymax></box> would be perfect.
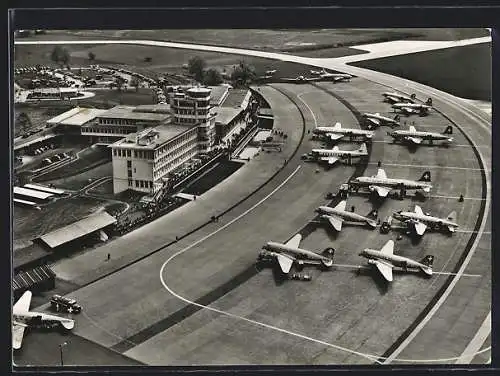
<box><xmin>321</xmin><ymin>248</ymin><xmax>335</xmax><ymax>268</ymax></box>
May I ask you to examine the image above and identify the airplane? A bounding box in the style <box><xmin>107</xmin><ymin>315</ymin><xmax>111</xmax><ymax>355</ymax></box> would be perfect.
<box><xmin>392</xmin><ymin>98</ymin><xmax>433</xmax><ymax>116</ymax></box>
<box><xmin>349</xmin><ymin>168</ymin><xmax>432</xmax><ymax>198</ymax></box>
<box><xmin>12</xmin><ymin>290</ymin><xmax>75</xmax><ymax>350</ymax></box>
<box><xmin>281</xmin><ymin>75</ymin><xmax>320</xmax><ymax>83</ymax></box>
<box><xmin>312</xmin><ymin>123</ymin><xmax>375</xmax><ymax>142</ymax></box>
<box><xmin>265</xmin><ymin>69</ymin><xmax>277</xmax><ymax>76</ymax></box>
<box><xmin>310</xmin><ymin>69</ymin><xmax>353</xmax><ymax>82</ymax></box>
<box><xmin>382</xmin><ymin>92</ymin><xmax>416</xmax><ymax>104</ymax></box>
<box><xmin>388</xmin><ymin>125</ymin><xmax>454</xmax><ymax>145</ymax></box>
<box><xmin>311</xmin><ymin>143</ymin><xmax>368</xmax><ymax>166</ymax></box>
<box><xmin>392</xmin><ymin>205</ymin><xmax>459</xmax><ymax>235</ymax></box>
<box><xmin>315</xmin><ymin>200</ymin><xmax>378</xmax><ymax>232</ymax></box>
<box><xmin>359</xmin><ymin>240</ymin><xmax>434</xmax><ymax>282</ymax></box>
<box><xmin>257</xmin><ymin>234</ymin><xmax>335</xmax><ymax>274</ymax></box>
<box><xmin>363</xmin><ymin>113</ymin><xmax>401</xmax><ymax>129</ymax></box>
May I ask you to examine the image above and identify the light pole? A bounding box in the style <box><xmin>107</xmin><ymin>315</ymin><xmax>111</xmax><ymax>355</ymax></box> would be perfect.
<box><xmin>59</xmin><ymin>341</ymin><xmax>67</xmax><ymax>366</ymax></box>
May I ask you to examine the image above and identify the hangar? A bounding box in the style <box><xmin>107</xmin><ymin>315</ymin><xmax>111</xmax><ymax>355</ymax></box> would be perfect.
<box><xmin>38</xmin><ymin>212</ymin><xmax>117</xmax><ymax>250</ymax></box>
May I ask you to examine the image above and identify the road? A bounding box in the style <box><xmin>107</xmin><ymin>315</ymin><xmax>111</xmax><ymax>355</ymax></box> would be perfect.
<box><xmin>13</xmin><ymin>37</ymin><xmax>491</xmax><ymax>366</ymax></box>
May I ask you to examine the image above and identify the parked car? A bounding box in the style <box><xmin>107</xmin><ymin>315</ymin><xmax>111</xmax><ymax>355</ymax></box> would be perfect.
<box><xmin>50</xmin><ymin>295</ymin><xmax>82</xmax><ymax>314</ymax></box>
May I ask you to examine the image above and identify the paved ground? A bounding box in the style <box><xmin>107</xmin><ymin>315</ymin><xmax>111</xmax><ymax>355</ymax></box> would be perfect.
<box><xmin>15</xmin><ymin>79</ymin><xmax>490</xmax><ymax>366</ymax></box>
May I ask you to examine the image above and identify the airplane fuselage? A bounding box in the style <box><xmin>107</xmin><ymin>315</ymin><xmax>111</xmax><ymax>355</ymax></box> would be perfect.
<box><xmin>13</xmin><ymin>312</ymin><xmax>75</xmax><ymax>329</ymax></box>
<box><xmin>314</xmin><ymin>127</ymin><xmax>374</xmax><ymax>138</ymax></box>
<box><xmin>352</xmin><ymin>176</ymin><xmax>432</xmax><ymax>192</ymax></box>
<box><xmin>317</xmin><ymin>206</ymin><xmax>371</xmax><ymax>224</ymax></box>
<box><xmin>363</xmin><ymin>113</ymin><xmax>399</xmax><ymax>125</ymax></box>
<box><xmin>360</xmin><ymin>249</ymin><xmax>430</xmax><ymax>272</ymax></box>
<box><xmin>393</xmin><ymin>211</ymin><xmax>458</xmax><ymax>230</ymax></box>
<box><xmin>264</xmin><ymin>242</ymin><xmax>326</xmax><ymax>262</ymax></box>
<box><xmin>383</xmin><ymin>92</ymin><xmax>415</xmax><ymax>103</ymax></box>
<box><xmin>312</xmin><ymin>149</ymin><xmax>366</xmax><ymax>158</ymax></box>
<box><xmin>393</xmin><ymin>103</ymin><xmax>432</xmax><ymax>110</ymax></box>
<box><xmin>390</xmin><ymin>130</ymin><xmax>452</xmax><ymax>142</ymax></box>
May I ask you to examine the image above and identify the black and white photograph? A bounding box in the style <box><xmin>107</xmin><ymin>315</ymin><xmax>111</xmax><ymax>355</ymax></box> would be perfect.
<box><xmin>11</xmin><ymin>26</ymin><xmax>492</xmax><ymax>367</ymax></box>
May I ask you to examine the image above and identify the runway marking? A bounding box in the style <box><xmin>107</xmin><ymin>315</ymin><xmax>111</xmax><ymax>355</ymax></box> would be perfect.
<box><xmin>367</xmin><ymin>162</ymin><xmax>484</xmax><ymax>171</ymax></box>
<box><xmin>456</xmin><ymin>230</ymin><xmax>491</xmax><ymax>235</ymax></box>
<box><xmin>331</xmin><ymin>263</ymin><xmax>482</xmax><ymax>278</ymax></box>
<box><xmin>429</xmin><ymin>194</ymin><xmax>485</xmax><ymax>201</ymax></box>
<box><xmin>371</xmin><ymin>140</ymin><xmax>485</xmax><ymax>148</ymax></box>
<box><xmin>297</xmin><ymin>92</ymin><xmax>318</xmax><ymax>127</ymax></box>
<box><xmin>160</xmin><ymin>165</ymin><xmax>387</xmax><ymax>364</ymax></box>
<box><xmin>456</xmin><ymin>311</ymin><xmax>491</xmax><ymax>364</ymax></box>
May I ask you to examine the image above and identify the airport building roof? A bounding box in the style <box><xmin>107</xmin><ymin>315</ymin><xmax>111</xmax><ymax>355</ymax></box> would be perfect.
<box><xmin>39</xmin><ymin>212</ymin><xmax>117</xmax><ymax>249</ymax></box>
<box><xmin>221</xmin><ymin>89</ymin><xmax>251</xmax><ymax>109</ymax></box>
<box><xmin>112</xmin><ymin>124</ymin><xmax>194</xmax><ymax>150</ymax></box>
<box><xmin>47</xmin><ymin>107</ymin><xmax>107</xmax><ymax>126</ymax></box>
<box><xmin>133</xmin><ymin>104</ymin><xmax>171</xmax><ymax>114</ymax></box>
<box><xmin>98</xmin><ymin>105</ymin><xmax>170</xmax><ymax>122</ymax></box>
<box><xmin>208</xmin><ymin>86</ymin><xmax>230</xmax><ymax>106</ymax></box>
<box><xmin>214</xmin><ymin>107</ymin><xmax>244</xmax><ymax>126</ymax></box>
<box><xmin>14</xmin><ymin>186</ymin><xmax>53</xmax><ymax>200</ymax></box>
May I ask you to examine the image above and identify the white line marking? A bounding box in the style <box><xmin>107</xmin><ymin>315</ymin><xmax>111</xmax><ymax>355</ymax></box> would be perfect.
<box><xmin>331</xmin><ymin>263</ymin><xmax>481</xmax><ymax>278</ymax></box>
<box><xmin>429</xmin><ymin>194</ymin><xmax>485</xmax><ymax>201</ymax></box>
<box><xmin>372</xmin><ymin>140</ymin><xmax>489</xmax><ymax>148</ymax></box>
<box><xmin>456</xmin><ymin>311</ymin><xmax>491</xmax><ymax>364</ymax></box>
<box><xmin>368</xmin><ymin>162</ymin><xmax>484</xmax><ymax>171</ymax></box>
<box><xmin>297</xmin><ymin>92</ymin><xmax>318</xmax><ymax>127</ymax></box>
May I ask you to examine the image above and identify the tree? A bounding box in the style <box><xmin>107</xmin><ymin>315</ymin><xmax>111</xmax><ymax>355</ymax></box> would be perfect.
<box><xmin>188</xmin><ymin>56</ymin><xmax>206</xmax><ymax>83</ymax></box>
<box><xmin>203</xmin><ymin>68</ymin><xmax>223</xmax><ymax>86</ymax></box>
<box><xmin>114</xmin><ymin>76</ymin><xmax>126</xmax><ymax>92</ymax></box>
<box><xmin>88</xmin><ymin>51</ymin><xmax>96</xmax><ymax>62</ymax></box>
<box><xmin>130</xmin><ymin>77</ymin><xmax>141</xmax><ymax>92</ymax></box>
<box><xmin>231</xmin><ymin>61</ymin><xmax>256</xmax><ymax>86</ymax></box>
<box><xmin>50</xmin><ymin>46</ymin><xmax>70</xmax><ymax>67</ymax></box>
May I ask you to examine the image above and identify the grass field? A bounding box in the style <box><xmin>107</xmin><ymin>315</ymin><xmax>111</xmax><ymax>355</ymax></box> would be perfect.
<box><xmin>13</xmin><ymin>196</ymin><xmax>108</xmax><ymax>242</ymax></box>
<box><xmin>34</xmin><ymin>146</ymin><xmax>111</xmax><ymax>182</ymax></box>
<box><xmin>43</xmin><ymin>162</ymin><xmax>112</xmax><ymax>191</ymax></box>
<box><xmin>352</xmin><ymin>42</ymin><xmax>491</xmax><ymax>101</ymax></box>
<box><xmin>183</xmin><ymin>160</ymin><xmax>244</xmax><ymax>196</ymax></box>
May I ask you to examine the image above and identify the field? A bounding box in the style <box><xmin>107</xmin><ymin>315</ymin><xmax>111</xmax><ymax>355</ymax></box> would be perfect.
<box><xmin>14</xmin><ymin>106</ymin><xmax>72</xmax><ymax>137</ymax></box>
<box><xmin>13</xmin><ymin>196</ymin><xmax>108</xmax><ymax>242</ymax></box>
<box><xmin>43</xmin><ymin>162</ymin><xmax>112</xmax><ymax>191</ymax></box>
<box><xmin>352</xmin><ymin>42</ymin><xmax>491</xmax><ymax>101</ymax></box>
<box><xmin>182</xmin><ymin>160</ymin><xmax>244</xmax><ymax>196</ymax></box>
<box><xmin>34</xmin><ymin>146</ymin><xmax>111</xmax><ymax>182</ymax></box>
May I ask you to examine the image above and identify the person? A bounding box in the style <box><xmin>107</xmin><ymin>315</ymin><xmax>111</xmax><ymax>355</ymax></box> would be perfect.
<box><xmin>106</xmin><ymin>253</ymin><xmax>110</xmax><ymax>261</ymax></box>
<box><xmin>459</xmin><ymin>194</ymin><xmax>464</xmax><ymax>202</ymax></box>
<box><xmin>377</xmin><ymin>161</ymin><xmax>382</xmax><ymax>167</ymax></box>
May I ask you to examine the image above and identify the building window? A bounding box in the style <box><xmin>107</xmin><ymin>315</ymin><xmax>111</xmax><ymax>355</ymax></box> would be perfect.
<box><xmin>149</xmin><ymin>181</ymin><xmax>153</xmax><ymax>188</ymax></box>
<box><xmin>133</xmin><ymin>167</ymin><xmax>136</xmax><ymax>173</ymax></box>
<box><xmin>135</xmin><ymin>180</ymin><xmax>139</xmax><ymax>187</ymax></box>
<box><xmin>128</xmin><ymin>179</ymin><xmax>133</xmax><ymax>187</ymax></box>
<box><xmin>127</xmin><ymin>150</ymin><xmax>131</xmax><ymax>157</ymax></box>
<box><xmin>128</xmin><ymin>170</ymin><xmax>132</xmax><ymax>178</ymax></box>
<box><xmin>127</xmin><ymin>160</ymin><xmax>132</xmax><ymax>168</ymax></box>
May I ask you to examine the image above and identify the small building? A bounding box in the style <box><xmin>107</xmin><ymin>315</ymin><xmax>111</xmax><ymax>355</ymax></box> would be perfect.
<box><xmin>110</xmin><ymin>124</ymin><xmax>199</xmax><ymax>194</ymax></box>
<box><xmin>46</xmin><ymin>106</ymin><xmax>107</xmax><ymax>132</ymax></box>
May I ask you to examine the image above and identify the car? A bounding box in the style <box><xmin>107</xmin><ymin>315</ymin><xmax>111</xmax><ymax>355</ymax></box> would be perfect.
<box><xmin>290</xmin><ymin>273</ymin><xmax>312</xmax><ymax>281</ymax></box>
<box><xmin>50</xmin><ymin>295</ymin><xmax>82</xmax><ymax>314</ymax></box>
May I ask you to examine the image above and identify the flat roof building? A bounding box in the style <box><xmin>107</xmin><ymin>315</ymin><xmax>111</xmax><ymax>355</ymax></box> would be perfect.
<box><xmin>46</xmin><ymin>107</ymin><xmax>107</xmax><ymax>128</ymax></box>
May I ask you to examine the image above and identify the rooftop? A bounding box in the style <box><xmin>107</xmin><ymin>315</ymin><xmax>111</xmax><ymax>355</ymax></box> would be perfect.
<box><xmin>133</xmin><ymin>104</ymin><xmax>171</xmax><ymax>114</ymax></box>
<box><xmin>47</xmin><ymin>107</ymin><xmax>107</xmax><ymax>126</ymax></box>
<box><xmin>208</xmin><ymin>86</ymin><xmax>230</xmax><ymax>106</ymax></box>
<box><xmin>98</xmin><ymin>105</ymin><xmax>170</xmax><ymax>122</ymax></box>
<box><xmin>112</xmin><ymin>124</ymin><xmax>194</xmax><ymax>150</ymax></box>
<box><xmin>214</xmin><ymin>107</ymin><xmax>244</xmax><ymax>125</ymax></box>
<box><xmin>221</xmin><ymin>89</ymin><xmax>251</xmax><ymax>109</ymax></box>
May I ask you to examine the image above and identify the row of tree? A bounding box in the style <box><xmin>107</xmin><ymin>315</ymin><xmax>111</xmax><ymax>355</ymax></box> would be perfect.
<box><xmin>188</xmin><ymin>56</ymin><xmax>256</xmax><ymax>87</ymax></box>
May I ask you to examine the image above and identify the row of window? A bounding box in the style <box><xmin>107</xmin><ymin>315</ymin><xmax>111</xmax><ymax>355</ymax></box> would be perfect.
<box><xmin>154</xmin><ymin>130</ymin><xmax>197</xmax><ymax>157</ymax></box>
<box><xmin>127</xmin><ymin>179</ymin><xmax>154</xmax><ymax>189</ymax></box>
<box><xmin>99</xmin><ymin>118</ymin><xmax>141</xmax><ymax>126</ymax></box>
<box><xmin>154</xmin><ymin>149</ymin><xmax>197</xmax><ymax>180</ymax></box>
<box><xmin>84</xmin><ymin>127</ymin><xmax>135</xmax><ymax>135</ymax></box>
<box><xmin>174</xmin><ymin>109</ymin><xmax>210</xmax><ymax>116</ymax></box>
<box><xmin>155</xmin><ymin>143</ymin><xmax>197</xmax><ymax>174</ymax></box>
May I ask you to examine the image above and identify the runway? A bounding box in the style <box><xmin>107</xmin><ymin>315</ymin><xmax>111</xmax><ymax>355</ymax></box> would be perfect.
<box><xmin>13</xmin><ymin>39</ymin><xmax>491</xmax><ymax>366</ymax></box>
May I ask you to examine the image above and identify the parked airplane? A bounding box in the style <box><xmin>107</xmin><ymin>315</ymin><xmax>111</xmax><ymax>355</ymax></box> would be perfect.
<box><xmin>265</xmin><ymin>69</ymin><xmax>277</xmax><ymax>76</ymax></box>
<box><xmin>316</xmin><ymin>200</ymin><xmax>378</xmax><ymax>231</ymax></box>
<box><xmin>312</xmin><ymin>122</ymin><xmax>375</xmax><ymax>142</ymax></box>
<box><xmin>363</xmin><ymin>113</ymin><xmax>401</xmax><ymax>128</ymax></box>
<box><xmin>311</xmin><ymin>143</ymin><xmax>368</xmax><ymax>166</ymax></box>
<box><xmin>388</xmin><ymin>125</ymin><xmax>453</xmax><ymax>145</ymax></box>
<box><xmin>382</xmin><ymin>92</ymin><xmax>416</xmax><ymax>104</ymax></box>
<box><xmin>392</xmin><ymin>205</ymin><xmax>459</xmax><ymax>235</ymax></box>
<box><xmin>392</xmin><ymin>99</ymin><xmax>433</xmax><ymax>115</ymax></box>
<box><xmin>257</xmin><ymin>234</ymin><xmax>335</xmax><ymax>274</ymax></box>
<box><xmin>359</xmin><ymin>240</ymin><xmax>434</xmax><ymax>282</ymax></box>
<box><xmin>281</xmin><ymin>75</ymin><xmax>320</xmax><ymax>83</ymax></box>
<box><xmin>312</xmin><ymin>69</ymin><xmax>353</xmax><ymax>82</ymax></box>
<box><xmin>12</xmin><ymin>290</ymin><xmax>75</xmax><ymax>350</ymax></box>
<box><xmin>349</xmin><ymin>168</ymin><xmax>432</xmax><ymax>198</ymax></box>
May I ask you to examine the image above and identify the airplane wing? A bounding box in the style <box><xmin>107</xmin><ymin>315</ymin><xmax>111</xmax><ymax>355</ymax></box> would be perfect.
<box><xmin>333</xmin><ymin>200</ymin><xmax>347</xmax><ymax>212</ymax></box>
<box><xmin>13</xmin><ymin>290</ymin><xmax>32</xmax><ymax>314</ymax></box>
<box><xmin>277</xmin><ymin>254</ymin><xmax>294</xmax><ymax>274</ymax></box>
<box><xmin>373</xmin><ymin>186</ymin><xmax>391</xmax><ymax>197</ymax></box>
<box><xmin>12</xmin><ymin>323</ymin><xmax>27</xmax><ymax>350</ymax></box>
<box><xmin>376</xmin><ymin>168</ymin><xmax>387</xmax><ymax>179</ymax></box>
<box><xmin>414</xmin><ymin>221</ymin><xmax>427</xmax><ymax>236</ymax></box>
<box><xmin>380</xmin><ymin>240</ymin><xmax>394</xmax><ymax>255</ymax></box>
<box><xmin>407</xmin><ymin>136</ymin><xmax>422</xmax><ymax>144</ymax></box>
<box><xmin>367</xmin><ymin>118</ymin><xmax>380</xmax><ymax>126</ymax></box>
<box><xmin>285</xmin><ymin>233</ymin><xmax>302</xmax><ymax>248</ymax></box>
<box><xmin>326</xmin><ymin>133</ymin><xmax>344</xmax><ymax>141</ymax></box>
<box><xmin>326</xmin><ymin>215</ymin><xmax>343</xmax><ymax>231</ymax></box>
<box><xmin>373</xmin><ymin>260</ymin><xmax>394</xmax><ymax>282</ymax></box>
<box><xmin>321</xmin><ymin>156</ymin><xmax>338</xmax><ymax>165</ymax></box>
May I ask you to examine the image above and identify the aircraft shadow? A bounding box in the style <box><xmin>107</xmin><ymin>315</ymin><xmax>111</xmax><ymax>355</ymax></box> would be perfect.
<box><xmin>351</xmin><ymin>268</ymin><xmax>390</xmax><ymax>295</ymax></box>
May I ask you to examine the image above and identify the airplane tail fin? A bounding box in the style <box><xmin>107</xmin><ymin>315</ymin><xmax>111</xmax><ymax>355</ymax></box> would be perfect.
<box><xmin>443</xmin><ymin>125</ymin><xmax>453</xmax><ymax>135</ymax></box>
<box><xmin>447</xmin><ymin>210</ymin><xmax>457</xmax><ymax>223</ymax></box>
<box><xmin>419</xmin><ymin>255</ymin><xmax>434</xmax><ymax>275</ymax></box>
<box><xmin>333</xmin><ymin>122</ymin><xmax>341</xmax><ymax>129</ymax></box>
<box><xmin>418</xmin><ymin>171</ymin><xmax>431</xmax><ymax>182</ymax></box>
<box><xmin>426</xmin><ymin>98</ymin><xmax>433</xmax><ymax>106</ymax></box>
<box><xmin>358</xmin><ymin>143</ymin><xmax>368</xmax><ymax>155</ymax></box>
<box><xmin>410</xmin><ymin>93</ymin><xmax>416</xmax><ymax>100</ymax></box>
